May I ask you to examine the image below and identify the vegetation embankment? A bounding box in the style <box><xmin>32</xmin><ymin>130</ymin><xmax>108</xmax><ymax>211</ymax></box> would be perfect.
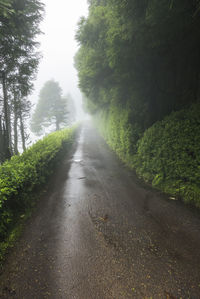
<box><xmin>0</xmin><ymin>126</ymin><xmax>77</xmax><ymax>262</ymax></box>
<box><xmin>75</xmin><ymin>1</ymin><xmax>200</xmax><ymax>208</ymax></box>
<box><xmin>96</xmin><ymin>103</ymin><xmax>200</xmax><ymax>208</ymax></box>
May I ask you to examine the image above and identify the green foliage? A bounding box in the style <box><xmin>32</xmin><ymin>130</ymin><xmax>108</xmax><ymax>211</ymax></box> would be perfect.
<box><xmin>0</xmin><ymin>126</ymin><xmax>76</xmax><ymax>244</ymax></box>
<box><xmin>75</xmin><ymin>0</ymin><xmax>200</xmax><ymax>129</ymax></box>
<box><xmin>0</xmin><ymin>0</ymin><xmax>44</xmax><ymax>161</ymax></box>
<box><xmin>76</xmin><ymin>0</ymin><xmax>200</xmax><ymax>209</ymax></box>
<box><xmin>0</xmin><ymin>0</ymin><xmax>13</xmax><ymax>17</ymax></box>
<box><xmin>96</xmin><ymin>102</ymin><xmax>142</xmax><ymax>164</ymax></box>
<box><xmin>134</xmin><ymin>102</ymin><xmax>200</xmax><ymax>207</ymax></box>
<box><xmin>95</xmin><ymin>102</ymin><xmax>200</xmax><ymax>208</ymax></box>
<box><xmin>0</xmin><ymin>0</ymin><xmax>44</xmax><ymax>80</ymax></box>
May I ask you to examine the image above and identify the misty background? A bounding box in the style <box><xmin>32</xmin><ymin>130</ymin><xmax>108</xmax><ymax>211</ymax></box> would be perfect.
<box><xmin>29</xmin><ymin>0</ymin><xmax>88</xmax><ymax>121</ymax></box>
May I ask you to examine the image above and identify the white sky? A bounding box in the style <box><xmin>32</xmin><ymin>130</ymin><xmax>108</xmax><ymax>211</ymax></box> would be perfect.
<box><xmin>30</xmin><ymin>0</ymin><xmax>89</xmax><ymax>119</ymax></box>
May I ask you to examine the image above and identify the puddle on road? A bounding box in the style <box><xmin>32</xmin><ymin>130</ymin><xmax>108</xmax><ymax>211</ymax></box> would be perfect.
<box><xmin>78</xmin><ymin>177</ymin><xmax>86</xmax><ymax>180</ymax></box>
<box><xmin>72</xmin><ymin>129</ymin><xmax>85</xmax><ymax>165</ymax></box>
<box><xmin>73</xmin><ymin>159</ymin><xmax>83</xmax><ymax>163</ymax></box>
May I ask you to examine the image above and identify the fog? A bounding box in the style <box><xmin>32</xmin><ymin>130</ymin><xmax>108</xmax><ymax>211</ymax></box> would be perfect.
<box><xmin>30</xmin><ymin>0</ymin><xmax>89</xmax><ymax>120</ymax></box>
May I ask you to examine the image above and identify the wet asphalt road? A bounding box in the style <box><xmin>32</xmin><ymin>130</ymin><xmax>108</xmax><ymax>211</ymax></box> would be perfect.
<box><xmin>0</xmin><ymin>122</ymin><xmax>200</xmax><ymax>299</ymax></box>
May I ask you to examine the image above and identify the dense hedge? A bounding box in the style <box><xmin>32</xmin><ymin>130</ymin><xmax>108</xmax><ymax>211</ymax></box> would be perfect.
<box><xmin>134</xmin><ymin>103</ymin><xmax>200</xmax><ymax>207</ymax></box>
<box><xmin>0</xmin><ymin>127</ymin><xmax>76</xmax><ymax>244</ymax></box>
<box><xmin>96</xmin><ymin>103</ymin><xmax>142</xmax><ymax>165</ymax></box>
<box><xmin>95</xmin><ymin>102</ymin><xmax>200</xmax><ymax>208</ymax></box>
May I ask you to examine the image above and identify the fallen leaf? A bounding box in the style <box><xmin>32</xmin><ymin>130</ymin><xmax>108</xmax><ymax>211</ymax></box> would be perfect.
<box><xmin>99</xmin><ymin>214</ymin><xmax>108</xmax><ymax>221</ymax></box>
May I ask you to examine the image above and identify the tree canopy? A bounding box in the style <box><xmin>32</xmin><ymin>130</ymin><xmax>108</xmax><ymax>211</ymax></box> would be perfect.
<box><xmin>75</xmin><ymin>0</ymin><xmax>200</xmax><ymax>129</ymax></box>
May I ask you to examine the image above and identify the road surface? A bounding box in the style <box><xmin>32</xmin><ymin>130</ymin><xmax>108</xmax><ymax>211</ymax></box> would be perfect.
<box><xmin>0</xmin><ymin>122</ymin><xmax>200</xmax><ymax>298</ymax></box>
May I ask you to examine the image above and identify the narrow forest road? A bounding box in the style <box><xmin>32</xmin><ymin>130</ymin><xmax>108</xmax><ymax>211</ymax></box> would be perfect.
<box><xmin>1</xmin><ymin>122</ymin><xmax>200</xmax><ymax>299</ymax></box>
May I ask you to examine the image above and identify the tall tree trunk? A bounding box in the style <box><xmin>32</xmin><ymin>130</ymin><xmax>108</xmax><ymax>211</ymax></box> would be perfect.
<box><xmin>2</xmin><ymin>71</ymin><xmax>11</xmax><ymax>159</ymax></box>
<box><xmin>13</xmin><ymin>94</ymin><xmax>19</xmax><ymax>155</ymax></box>
<box><xmin>0</xmin><ymin>116</ymin><xmax>4</xmax><ymax>163</ymax></box>
<box><xmin>7</xmin><ymin>104</ymin><xmax>13</xmax><ymax>155</ymax></box>
<box><xmin>19</xmin><ymin>110</ymin><xmax>26</xmax><ymax>152</ymax></box>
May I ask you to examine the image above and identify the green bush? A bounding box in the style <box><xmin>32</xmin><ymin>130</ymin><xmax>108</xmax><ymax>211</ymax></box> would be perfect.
<box><xmin>96</xmin><ymin>103</ymin><xmax>142</xmax><ymax>165</ymax></box>
<box><xmin>95</xmin><ymin>102</ymin><xmax>200</xmax><ymax>208</ymax></box>
<box><xmin>134</xmin><ymin>102</ymin><xmax>200</xmax><ymax>207</ymax></box>
<box><xmin>0</xmin><ymin>127</ymin><xmax>76</xmax><ymax>242</ymax></box>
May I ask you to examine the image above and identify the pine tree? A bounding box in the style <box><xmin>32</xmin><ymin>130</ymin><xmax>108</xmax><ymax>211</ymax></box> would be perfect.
<box><xmin>31</xmin><ymin>80</ymin><xmax>70</xmax><ymax>136</ymax></box>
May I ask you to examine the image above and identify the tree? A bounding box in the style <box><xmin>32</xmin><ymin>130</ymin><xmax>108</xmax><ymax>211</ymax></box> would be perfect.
<box><xmin>75</xmin><ymin>0</ymin><xmax>200</xmax><ymax>130</ymax></box>
<box><xmin>31</xmin><ymin>80</ymin><xmax>70</xmax><ymax>136</ymax></box>
<box><xmin>0</xmin><ymin>0</ymin><xmax>13</xmax><ymax>18</ymax></box>
<box><xmin>0</xmin><ymin>0</ymin><xmax>44</xmax><ymax>162</ymax></box>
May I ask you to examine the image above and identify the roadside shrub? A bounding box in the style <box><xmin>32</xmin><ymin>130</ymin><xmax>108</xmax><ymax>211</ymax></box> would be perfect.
<box><xmin>96</xmin><ymin>103</ymin><xmax>142</xmax><ymax>165</ymax></box>
<box><xmin>134</xmin><ymin>102</ymin><xmax>200</xmax><ymax>207</ymax></box>
<box><xmin>96</xmin><ymin>101</ymin><xmax>200</xmax><ymax>208</ymax></box>
<box><xmin>0</xmin><ymin>127</ymin><xmax>76</xmax><ymax>242</ymax></box>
